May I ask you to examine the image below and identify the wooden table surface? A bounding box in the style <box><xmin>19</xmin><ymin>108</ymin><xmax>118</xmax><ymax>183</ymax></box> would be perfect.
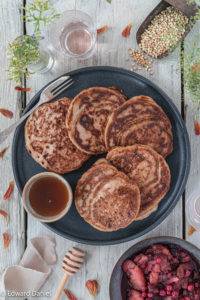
<box><xmin>0</xmin><ymin>1</ymin><xmax>200</xmax><ymax>299</ymax></box>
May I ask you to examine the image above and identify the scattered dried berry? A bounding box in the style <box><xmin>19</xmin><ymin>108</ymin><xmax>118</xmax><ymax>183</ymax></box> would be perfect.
<box><xmin>0</xmin><ymin>108</ymin><xmax>13</xmax><ymax>119</ymax></box>
<box><xmin>63</xmin><ymin>289</ymin><xmax>77</xmax><ymax>300</ymax></box>
<box><xmin>3</xmin><ymin>232</ymin><xmax>11</xmax><ymax>249</ymax></box>
<box><xmin>3</xmin><ymin>181</ymin><xmax>14</xmax><ymax>200</ymax></box>
<box><xmin>97</xmin><ymin>25</ymin><xmax>109</xmax><ymax>34</ymax></box>
<box><xmin>15</xmin><ymin>86</ymin><xmax>32</xmax><ymax>92</ymax></box>
<box><xmin>194</xmin><ymin>120</ymin><xmax>200</xmax><ymax>135</ymax></box>
<box><xmin>188</xmin><ymin>225</ymin><xmax>196</xmax><ymax>236</ymax></box>
<box><xmin>85</xmin><ymin>279</ymin><xmax>99</xmax><ymax>297</ymax></box>
<box><xmin>122</xmin><ymin>23</ymin><xmax>132</xmax><ymax>37</ymax></box>
<box><xmin>0</xmin><ymin>209</ymin><xmax>9</xmax><ymax>221</ymax></box>
<box><xmin>0</xmin><ymin>147</ymin><xmax>9</xmax><ymax>159</ymax></box>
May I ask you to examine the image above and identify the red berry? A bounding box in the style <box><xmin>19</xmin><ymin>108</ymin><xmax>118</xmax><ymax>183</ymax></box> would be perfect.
<box><xmin>187</xmin><ymin>284</ymin><xmax>194</xmax><ymax>291</ymax></box>
<box><xmin>159</xmin><ymin>290</ymin><xmax>166</xmax><ymax>296</ymax></box>
<box><xmin>147</xmin><ymin>292</ymin><xmax>153</xmax><ymax>298</ymax></box>
<box><xmin>123</xmin><ymin>244</ymin><xmax>200</xmax><ymax>300</ymax></box>
<box><xmin>185</xmin><ymin>270</ymin><xmax>191</xmax><ymax>277</ymax></box>
<box><xmin>156</xmin><ymin>257</ymin><xmax>161</xmax><ymax>264</ymax></box>
<box><xmin>172</xmin><ymin>291</ymin><xmax>179</xmax><ymax>298</ymax></box>
<box><xmin>183</xmin><ymin>282</ymin><xmax>188</xmax><ymax>289</ymax></box>
<box><xmin>166</xmin><ymin>285</ymin><xmax>173</xmax><ymax>291</ymax></box>
<box><xmin>182</xmin><ymin>256</ymin><xmax>190</xmax><ymax>262</ymax></box>
<box><xmin>167</xmin><ymin>290</ymin><xmax>171</xmax><ymax>295</ymax></box>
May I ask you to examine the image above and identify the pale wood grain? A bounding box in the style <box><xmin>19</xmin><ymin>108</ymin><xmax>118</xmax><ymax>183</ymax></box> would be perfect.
<box><xmin>25</xmin><ymin>1</ymin><xmax>184</xmax><ymax>299</ymax></box>
<box><xmin>0</xmin><ymin>0</ymin><xmax>25</xmax><ymax>297</ymax></box>
<box><xmin>184</xmin><ymin>23</ymin><xmax>200</xmax><ymax>245</ymax></box>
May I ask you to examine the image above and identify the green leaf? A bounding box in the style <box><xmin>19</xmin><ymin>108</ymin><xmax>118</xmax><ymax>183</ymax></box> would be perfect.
<box><xmin>106</xmin><ymin>0</ymin><xmax>112</xmax><ymax>3</ymax></box>
<box><xmin>8</xmin><ymin>0</ymin><xmax>60</xmax><ymax>83</ymax></box>
<box><xmin>8</xmin><ymin>35</ymin><xmax>40</xmax><ymax>83</ymax></box>
<box><xmin>183</xmin><ymin>35</ymin><xmax>200</xmax><ymax>112</ymax></box>
<box><xmin>23</xmin><ymin>0</ymin><xmax>60</xmax><ymax>38</ymax></box>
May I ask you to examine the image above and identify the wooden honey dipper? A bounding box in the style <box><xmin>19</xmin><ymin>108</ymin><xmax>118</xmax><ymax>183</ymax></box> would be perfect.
<box><xmin>54</xmin><ymin>247</ymin><xmax>85</xmax><ymax>300</ymax></box>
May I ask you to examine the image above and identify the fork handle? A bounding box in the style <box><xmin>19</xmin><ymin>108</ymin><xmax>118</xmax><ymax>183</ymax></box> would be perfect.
<box><xmin>0</xmin><ymin>103</ymin><xmax>40</xmax><ymax>145</ymax></box>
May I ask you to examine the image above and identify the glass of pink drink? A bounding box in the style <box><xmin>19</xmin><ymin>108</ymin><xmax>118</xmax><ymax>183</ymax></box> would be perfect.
<box><xmin>48</xmin><ymin>10</ymin><xmax>96</xmax><ymax>59</ymax></box>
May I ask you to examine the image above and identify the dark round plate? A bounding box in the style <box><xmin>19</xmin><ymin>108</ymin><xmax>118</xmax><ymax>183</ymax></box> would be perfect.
<box><xmin>109</xmin><ymin>236</ymin><xmax>200</xmax><ymax>300</ymax></box>
<box><xmin>12</xmin><ymin>66</ymin><xmax>191</xmax><ymax>245</ymax></box>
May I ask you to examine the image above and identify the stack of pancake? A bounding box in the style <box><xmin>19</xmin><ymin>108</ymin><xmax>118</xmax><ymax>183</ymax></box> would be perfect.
<box><xmin>25</xmin><ymin>87</ymin><xmax>172</xmax><ymax>232</ymax></box>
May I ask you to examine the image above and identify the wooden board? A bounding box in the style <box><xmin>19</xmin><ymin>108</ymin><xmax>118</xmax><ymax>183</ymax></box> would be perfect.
<box><xmin>0</xmin><ymin>0</ymin><xmax>25</xmax><ymax>285</ymax></box>
<box><xmin>1</xmin><ymin>0</ymin><xmax>199</xmax><ymax>299</ymax></box>
<box><xmin>184</xmin><ymin>23</ymin><xmax>200</xmax><ymax>247</ymax></box>
<box><xmin>25</xmin><ymin>1</ymin><xmax>183</xmax><ymax>299</ymax></box>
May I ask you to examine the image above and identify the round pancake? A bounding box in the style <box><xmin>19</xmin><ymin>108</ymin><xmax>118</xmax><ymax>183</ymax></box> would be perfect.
<box><xmin>66</xmin><ymin>87</ymin><xmax>126</xmax><ymax>154</ymax></box>
<box><xmin>25</xmin><ymin>98</ymin><xmax>89</xmax><ymax>174</ymax></box>
<box><xmin>108</xmin><ymin>86</ymin><xmax>128</xmax><ymax>99</ymax></box>
<box><xmin>105</xmin><ymin>95</ymin><xmax>173</xmax><ymax>157</ymax></box>
<box><xmin>107</xmin><ymin>145</ymin><xmax>171</xmax><ymax>220</ymax></box>
<box><xmin>93</xmin><ymin>158</ymin><xmax>108</xmax><ymax>165</ymax></box>
<box><xmin>75</xmin><ymin>162</ymin><xmax>141</xmax><ymax>231</ymax></box>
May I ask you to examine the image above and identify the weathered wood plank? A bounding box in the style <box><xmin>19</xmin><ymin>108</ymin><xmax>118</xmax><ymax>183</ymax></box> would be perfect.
<box><xmin>0</xmin><ymin>0</ymin><xmax>25</xmax><ymax>294</ymax></box>
<box><xmin>25</xmin><ymin>1</ymin><xmax>183</xmax><ymax>299</ymax></box>
<box><xmin>184</xmin><ymin>23</ymin><xmax>200</xmax><ymax>245</ymax></box>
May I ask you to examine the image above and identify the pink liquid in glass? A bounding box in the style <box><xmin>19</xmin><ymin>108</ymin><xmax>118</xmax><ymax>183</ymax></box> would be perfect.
<box><xmin>66</xmin><ymin>29</ymin><xmax>92</xmax><ymax>55</ymax></box>
<box><xmin>60</xmin><ymin>22</ymin><xmax>94</xmax><ymax>57</ymax></box>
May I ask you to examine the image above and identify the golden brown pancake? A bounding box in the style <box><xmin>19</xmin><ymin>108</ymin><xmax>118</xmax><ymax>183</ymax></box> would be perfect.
<box><xmin>66</xmin><ymin>87</ymin><xmax>126</xmax><ymax>155</ymax></box>
<box><xmin>93</xmin><ymin>158</ymin><xmax>108</xmax><ymax>165</ymax></box>
<box><xmin>107</xmin><ymin>145</ymin><xmax>171</xmax><ymax>220</ymax></box>
<box><xmin>105</xmin><ymin>95</ymin><xmax>173</xmax><ymax>157</ymax></box>
<box><xmin>25</xmin><ymin>98</ymin><xmax>89</xmax><ymax>174</ymax></box>
<box><xmin>75</xmin><ymin>162</ymin><xmax>141</xmax><ymax>231</ymax></box>
<box><xmin>108</xmin><ymin>86</ymin><xmax>128</xmax><ymax>99</ymax></box>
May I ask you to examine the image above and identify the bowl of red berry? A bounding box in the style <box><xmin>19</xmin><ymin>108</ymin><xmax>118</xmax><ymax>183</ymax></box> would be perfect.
<box><xmin>110</xmin><ymin>237</ymin><xmax>200</xmax><ymax>300</ymax></box>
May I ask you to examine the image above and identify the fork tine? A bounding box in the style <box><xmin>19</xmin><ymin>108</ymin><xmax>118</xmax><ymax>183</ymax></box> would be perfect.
<box><xmin>53</xmin><ymin>79</ymin><xmax>74</xmax><ymax>96</ymax></box>
<box><xmin>52</xmin><ymin>79</ymin><xmax>74</xmax><ymax>95</ymax></box>
<box><xmin>53</xmin><ymin>81</ymin><xmax>74</xmax><ymax>98</ymax></box>
<box><xmin>51</xmin><ymin>78</ymin><xmax>73</xmax><ymax>94</ymax></box>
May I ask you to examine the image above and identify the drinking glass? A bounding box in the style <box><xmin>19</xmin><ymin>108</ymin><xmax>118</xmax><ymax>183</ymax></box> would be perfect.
<box><xmin>186</xmin><ymin>185</ymin><xmax>200</xmax><ymax>230</ymax></box>
<box><xmin>12</xmin><ymin>35</ymin><xmax>54</xmax><ymax>75</ymax></box>
<box><xmin>28</xmin><ymin>48</ymin><xmax>54</xmax><ymax>74</ymax></box>
<box><xmin>48</xmin><ymin>10</ymin><xmax>96</xmax><ymax>59</ymax></box>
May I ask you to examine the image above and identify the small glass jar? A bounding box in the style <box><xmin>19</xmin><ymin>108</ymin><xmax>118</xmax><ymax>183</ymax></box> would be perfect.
<box><xmin>12</xmin><ymin>35</ymin><xmax>54</xmax><ymax>75</ymax></box>
<box><xmin>28</xmin><ymin>48</ymin><xmax>54</xmax><ymax>74</ymax></box>
<box><xmin>186</xmin><ymin>185</ymin><xmax>200</xmax><ymax>230</ymax></box>
<box><xmin>47</xmin><ymin>10</ymin><xmax>97</xmax><ymax>59</ymax></box>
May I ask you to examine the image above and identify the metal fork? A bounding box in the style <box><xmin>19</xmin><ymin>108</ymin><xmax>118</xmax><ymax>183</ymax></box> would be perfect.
<box><xmin>0</xmin><ymin>76</ymin><xmax>74</xmax><ymax>145</ymax></box>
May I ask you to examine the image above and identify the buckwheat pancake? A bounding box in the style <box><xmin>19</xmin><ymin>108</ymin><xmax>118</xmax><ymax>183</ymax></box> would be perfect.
<box><xmin>105</xmin><ymin>95</ymin><xmax>173</xmax><ymax>157</ymax></box>
<box><xmin>107</xmin><ymin>145</ymin><xmax>171</xmax><ymax>220</ymax></box>
<box><xmin>94</xmin><ymin>158</ymin><xmax>108</xmax><ymax>165</ymax></box>
<box><xmin>109</xmin><ymin>86</ymin><xmax>128</xmax><ymax>99</ymax></box>
<box><xmin>75</xmin><ymin>162</ymin><xmax>141</xmax><ymax>231</ymax></box>
<box><xmin>66</xmin><ymin>87</ymin><xmax>126</xmax><ymax>155</ymax></box>
<box><xmin>25</xmin><ymin>98</ymin><xmax>89</xmax><ymax>174</ymax></box>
